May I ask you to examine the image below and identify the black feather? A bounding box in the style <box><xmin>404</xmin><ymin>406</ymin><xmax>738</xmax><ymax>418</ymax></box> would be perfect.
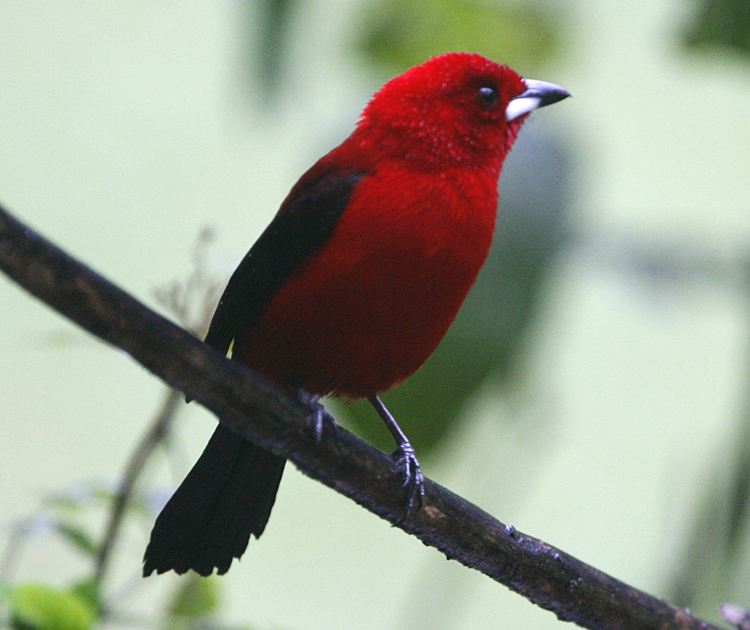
<box><xmin>143</xmin><ymin>424</ymin><xmax>285</xmax><ymax>576</ymax></box>
<box><xmin>144</xmin><ymin>167</ymin><xmax>363</xmax><ymax>576</ymax></box>
<box><xmin>204</xmin><ymin>168</ymin><xmax>364</xmax><ymax>355</ymax></box>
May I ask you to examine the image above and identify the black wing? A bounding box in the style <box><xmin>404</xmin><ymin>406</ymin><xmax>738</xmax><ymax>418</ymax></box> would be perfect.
<box><xmin>143</xmin><ymin>167</ymin><xmax>365</xmax><ymax>577</ymax></box>
<box><xmin>204</xmin><ymin>167</ymin><xmax>364</xmax><ymax>355</ymax></box>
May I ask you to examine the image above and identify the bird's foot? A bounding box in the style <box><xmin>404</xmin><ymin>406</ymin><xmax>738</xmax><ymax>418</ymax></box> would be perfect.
<box><xmin>391</xmin><ymin>441</ymin><xmax>425</xmax><ymax>522</ymax></box>
<box><xmin>367</xmin><ymin>395</ymin><xmax>425</xmax><ymax>522</ymax></box>
<box><xmin>297</xmin><ymin>390</ymin><xmax>334</xmax><ymax>443</ymax></box>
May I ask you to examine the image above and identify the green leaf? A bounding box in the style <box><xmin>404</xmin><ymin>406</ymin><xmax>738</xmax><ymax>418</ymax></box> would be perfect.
<box><xmin>683</xmin><ymin>0</ymin><xmax>750</xmax><ymax>55</ymax></box>
<box><xmin>10</xmin><ymin>584</ymin><xmax>96</xmax><ymax>630</ymax></box>
<box><xmin>358</xmin><ymin>0</ymin><xmax>564</xmax><ymax>75</ymax></box>
<box><xmin>168</xmin><ymin>574</ymin><xmax>220</xmax><ymax>619</ymax></box>
<box><xmin>70</xmin><ymin>579</ymin><xmax>100</xmax><ymax>616</ymax></box>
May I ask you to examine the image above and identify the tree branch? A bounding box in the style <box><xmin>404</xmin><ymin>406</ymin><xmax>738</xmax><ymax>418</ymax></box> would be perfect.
<box><xmin>0</xmin><ymin>202</ymin><xmax>723</xmax><ymax>630</ymax></box>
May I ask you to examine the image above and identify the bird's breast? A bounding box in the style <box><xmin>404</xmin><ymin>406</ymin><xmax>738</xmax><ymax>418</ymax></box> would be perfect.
<box><xmin>233</xmin><ymin>167</ymin><xmax>499</xmax><ymax>398</ymax></box>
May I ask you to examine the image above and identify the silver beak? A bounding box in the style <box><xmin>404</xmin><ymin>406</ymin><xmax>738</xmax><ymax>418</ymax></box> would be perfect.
<box><xmin>505</xmin><ymin>79</ymin><xmax>570</xmax><ymax>121</ymax></box>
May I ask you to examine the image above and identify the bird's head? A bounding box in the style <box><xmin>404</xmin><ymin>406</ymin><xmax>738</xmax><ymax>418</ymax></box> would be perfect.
<box><xmin>356</xmin><ymin>52</ymin><xmax>569</xmax><ymax>172</ymax></box>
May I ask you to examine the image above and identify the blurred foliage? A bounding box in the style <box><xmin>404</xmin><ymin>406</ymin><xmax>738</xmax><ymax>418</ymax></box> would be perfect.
<box><xmin>667</xmin><ymin>298</ymin><xmax>750</xmax><ymax>613</ymax></box>
<box><xmin>683</xmin><ymin>0</ymin><xmax>750</xmax><ymax>55</ymax></box>
<box><xmin>668</xmin><ymin>451</ymin><xmax>750</xmax><ymax>614</ymax></box>
<box><xmin>667</xmin><ymin>440</ymin><xmax>750</xmax><ymax>616</ymax></box>
<box><xmin>241</xmin><ymin>0</ymin><xmax>298</xmax><ymax>103</ymax></box>
<box><xmin>248</xmin><ymin>0</ymin><xmax>566</xmax><ymax>99</ymax></box>
<box><xmin>571</xmin><ymin>237</ymin><xmax>750</xmax><ymax>614</ymax></box>
<box><xmin>168</xmin><ymin>574</ymin><xmax>220</xmax><ymax>620</ymax></box>
<box><xmin>0</xmin><ymin>239</ymin><xmax>244</xmax><ymax>629</ymax></box>
<box><xmin>9</xmin><ymin>583</ymin><xmax>95</xmax><ymax>630</ymax></box>
<box><xmin>357</xmin><ymin>0</ymin><xmax>564</xmax><ymax>75</ymax></box>
<box><xmin>0</xmin><ymin>482</ymin><xmax>233</xmax><ymax>630</ymax></box>
<box><xmin>673</xmin><ymin>2</ymin><xmax>750</xmax><ymax>608</ymax></box>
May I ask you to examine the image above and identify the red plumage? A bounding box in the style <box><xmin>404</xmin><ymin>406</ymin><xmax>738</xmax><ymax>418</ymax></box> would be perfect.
<box><xmin>233</xmin><ymin>166</ymin><xmax>499</xmax><ymax>397</ymax></box>
<box><xmin>235</xmin><ymin>54</ymin><xmax>529</xmax><ymax>397</ymax></box>
<box><xmin>143</xmin><ymin>52</ymin><xmax>569</xmax><ymax>577</ymax></box>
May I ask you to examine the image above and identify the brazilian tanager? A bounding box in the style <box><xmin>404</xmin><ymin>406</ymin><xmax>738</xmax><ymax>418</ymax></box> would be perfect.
<box><xmin>143</xmin><ymin>52</ymin><xmax>569</xmax><ymax>577</ymax></box>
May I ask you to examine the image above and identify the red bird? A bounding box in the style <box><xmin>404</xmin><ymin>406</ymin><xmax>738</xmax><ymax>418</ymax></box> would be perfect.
<box><xmin>143</xmin><ymin>52</ymin><xmax>569</xmax><ymax>576</ymax></box>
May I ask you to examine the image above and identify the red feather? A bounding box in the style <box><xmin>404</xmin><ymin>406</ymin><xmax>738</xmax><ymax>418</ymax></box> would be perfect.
<box><xmin>143</xmin><ymin>52</ymin><xmax>569</xmax><ymax>577</ymax></box>
<box><xmin>234</xmin><ymin>53</ymin><xmax>528</xmax><ymax>397</ymax></box>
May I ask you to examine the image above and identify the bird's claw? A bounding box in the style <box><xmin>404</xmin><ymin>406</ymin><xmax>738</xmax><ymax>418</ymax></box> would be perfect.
<box><xmin>391</xmin><ymin>442</ymin><xmax>425</xmax><ymax>522</ymax></box>
<box><xmin>297</xmin><ymin>390</ymin><xmax>334</xmax><ymax>443</ymax></box>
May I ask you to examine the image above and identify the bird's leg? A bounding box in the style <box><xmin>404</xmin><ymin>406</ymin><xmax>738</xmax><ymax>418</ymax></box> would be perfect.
<box><xmin>367</xmin><ymin>395</ymin><xmax>425</xmax><ymax>519</ymax></box>
<box><xmin>297</xmin><ymin>389</ymin><xmax>333</xmax><ymax>443</ymax></box>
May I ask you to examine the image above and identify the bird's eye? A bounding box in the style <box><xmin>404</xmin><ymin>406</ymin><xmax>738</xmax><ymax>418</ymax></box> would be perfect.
<box><xmin>476</xmin><ymin>86</ymin><xmax>499</xmax><ymax>109</ymax></box>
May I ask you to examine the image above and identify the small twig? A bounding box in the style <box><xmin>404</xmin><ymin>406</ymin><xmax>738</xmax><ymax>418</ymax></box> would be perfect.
<box><xmin>0</xmin><ymin>202</ymin><xmax>726</xmax><ymax>630</ymax></box>
<box><xmin>94</xmin><ymin>388</ymin><xmax>182</xmax><ymax>586</ymax></box>
<box><xmin>94</xmin><ymin>227</ymin><xmax>222</xmax><ymax>588</ymax></box>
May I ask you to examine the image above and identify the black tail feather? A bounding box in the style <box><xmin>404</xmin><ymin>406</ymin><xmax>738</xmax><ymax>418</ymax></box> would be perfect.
<box><xmin>143</xmin><ymin>424</ymin><xmax>286</xmax><ymax>576</ymax></box>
